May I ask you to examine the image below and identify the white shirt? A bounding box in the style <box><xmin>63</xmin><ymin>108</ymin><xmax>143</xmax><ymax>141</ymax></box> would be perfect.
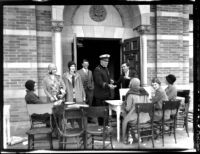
<box><xmin>83</xmin><ymin>68</ymin><xmax>88</xmax><ymax>74</ymax></box>
<box><xmin>124</xmin><ymin>69</ymin><xmax>129</xmax><ymax>78</ymax></box>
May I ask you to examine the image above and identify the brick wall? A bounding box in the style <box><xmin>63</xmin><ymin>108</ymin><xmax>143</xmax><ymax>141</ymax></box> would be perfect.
<box><xmin>148</xmin><ymin>4</ymin><xmax>190</xmax><ymax>85</ymax></box>
<box><xmin>3</xmin><ymin>5</ymin><xmax>53</xmax><ymax>132</ymax></box>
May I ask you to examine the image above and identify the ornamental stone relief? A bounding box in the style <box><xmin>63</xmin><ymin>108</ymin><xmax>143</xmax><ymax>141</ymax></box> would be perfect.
<box><xmin>89</xmin><ymin>5</ymin><xmax>107</xmax><ymax>22</ymax></box>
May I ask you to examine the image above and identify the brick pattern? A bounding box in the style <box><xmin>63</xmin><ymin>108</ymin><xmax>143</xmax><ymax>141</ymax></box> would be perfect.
<box><xmin>3</xmin><ymin>6</ymin><xmax>36</xmax><ymax>30</ymax></box>
<box><xmin>37</xmin><ymin>36</ymin><xmax>53</xmax><ymax>63</ymax></box>
<box><xmin>4</xmin><ymin>68</ymin><xmax>38</xmax><ymax>89</ymax></box>
<box><xmin>36</xmin><ymin>7</ymin><xmax>52</xmax><ymax>31</ymax></box>
<box><xmin>148</xmin><ymin>5</ymin><xmax>190</xmax><ymax>85</ymax></box>
<box><xmin>157</xmin><ymin>5</ymin><xmax>183</xmax><ymax>12</ymax></box>
<box><xmin>4</xmin><ymin>36</ymin><xmax>37</xmax><ymax>62</ymax></box>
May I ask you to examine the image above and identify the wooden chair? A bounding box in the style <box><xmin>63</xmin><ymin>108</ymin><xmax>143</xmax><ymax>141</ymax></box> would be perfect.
<box><xmin>53</xmin><ymin>107</ymin><xmax>85</xmax><ymax>149</ymax></box>
<box><xmin>176</xmin><ymin>90</ymin><xmax>191</xmax><ymax>137</ymax></box>
<box><xmin>154</xmin><ymin>100</ymin><xmax>181</xmax><ymax>147</ymax></box>
<box><xmin>26</xmin><ymin>103</ymin><xmax>53</xmax><ymax>150</ymax></box>
<box><xmin>83</xmin><ymin>106</ymin><xmax>113</xmax><ymax>149</ymax></box>
<box><xmin>127</xmin><ymin>103</ymin><xmax>155</xmax><ymax>149</ymax></box>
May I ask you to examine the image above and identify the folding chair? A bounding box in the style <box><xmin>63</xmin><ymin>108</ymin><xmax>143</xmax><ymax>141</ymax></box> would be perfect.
<box><xmin>26</xmin><ymin>103</ymin><xmax>53</xmax><ymax>150</ymax></box>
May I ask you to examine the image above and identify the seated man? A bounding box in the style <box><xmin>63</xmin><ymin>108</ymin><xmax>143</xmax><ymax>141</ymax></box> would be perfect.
<box><xmin>25</xmin><ymin>80</ymin><xmax>50</xmax><ymax>127</ymax></box>
<box><xmin>121</xmin><ymin>78</ymin><xmax>149</xmax><ymax>144</ymax></box>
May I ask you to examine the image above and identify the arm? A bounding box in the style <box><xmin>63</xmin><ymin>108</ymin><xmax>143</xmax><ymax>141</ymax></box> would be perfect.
<box><xmin>42</xmin><ymin>78</ymin><xmax>55</xmax><ymax>101</ymax></box>
<box><xmin>25</xmin><ymin>92</ymin><xmax>45</xmax><ymax>104</ymax></box>
<box><xmin>94</xmin><ymin>69</ymin><xmax>109</xmax><ymax>89</ymax></box>
<box><xmin>125</xmin><ymin>95</ymin><xmax>135</xmax><ymax>113</ymax></box>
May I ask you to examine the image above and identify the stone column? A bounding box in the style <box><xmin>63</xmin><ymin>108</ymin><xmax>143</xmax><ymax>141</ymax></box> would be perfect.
<box><xmin>135</xmin><ymin>25</ymin><xmax>150</xmax><ymax>86</ymax></box>
<box><xmin>52</xmin><ymin>20</ymin><xmax>64</xmax><ymax>76</ymax></box>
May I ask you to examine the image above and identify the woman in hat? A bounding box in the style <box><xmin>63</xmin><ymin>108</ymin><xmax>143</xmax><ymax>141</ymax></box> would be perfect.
<box><xmin>121</xmin><ymin>78</ymin><xmax>149</xmax><ymax>144</ymax></box>
<box><xmin>43</xmin><ymin>63</ymin><xmax>66</xmax><ymax>103</ymax></box>
<box><xmin>165</xmin><ymin>74</ymin><xmax>177</xmax><ymax>101</ymax></box>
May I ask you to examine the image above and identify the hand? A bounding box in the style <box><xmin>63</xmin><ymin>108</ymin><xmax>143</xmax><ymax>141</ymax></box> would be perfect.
<box><xmin>110</xmin><ymin>79</ymin><xmax>114</xmax><ymax>84</ymax></box>
<box><xmin>50</xmin><ymin>96</ymin><xmax>56</xmax><ymax>102</ymax></box>
<box><xmin>124</xmin><ymin>76</ymin><xmax>130</xmax><ymax>79</ymax></box>
<box><xmin>108</xmin><ymin>84</ymin><xmax>117</xmax><ymax>89</ymax></box>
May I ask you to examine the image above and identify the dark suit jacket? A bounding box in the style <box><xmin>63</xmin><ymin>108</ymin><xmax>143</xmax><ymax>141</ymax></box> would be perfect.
<box><xmin>116</xmin><ymin>70</ymin><xmax>138</xmax><ymax>88</ymax></box>
<box><xmin>93</xmin><ymin>64</ymin><xmax>111</xmax><ymax>99</ymax></box>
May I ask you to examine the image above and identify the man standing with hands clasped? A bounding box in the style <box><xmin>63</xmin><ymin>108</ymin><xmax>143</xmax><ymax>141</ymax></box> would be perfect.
<box><xmin>93</xmin><ymin>54</ymin><xmax>116</xmax><ymax>126</ymax></box>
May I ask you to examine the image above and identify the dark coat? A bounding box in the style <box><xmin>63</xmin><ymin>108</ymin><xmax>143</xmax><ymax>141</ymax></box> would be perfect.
<box><xmin>93</xmin><ymin>64</ymin><xmax>111</xmax><ymax>99</ymax></box>
<box><xmin>116</xmin><ymin>70</ymin><xmax>138</xmax><ymax>88</ymax></box>
<box><xmin>25</xmin><ymin>90</ymin><xmax>45</xmax><ymax>104</ymax></box>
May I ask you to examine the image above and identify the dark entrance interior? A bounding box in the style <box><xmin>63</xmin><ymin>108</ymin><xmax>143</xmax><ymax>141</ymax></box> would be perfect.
<box><xmin>77</xmin><ymin>38</ymin><xmax>121</xmax><ymax>82</ymax></box>
<box><xmin>76</xmin><ymin>38</ymin><xmax>121</xmax><ymax>99</ymax></box>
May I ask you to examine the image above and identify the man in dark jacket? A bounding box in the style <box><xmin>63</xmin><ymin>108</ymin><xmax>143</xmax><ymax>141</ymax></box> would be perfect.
<box><xmin>93</xmin><ymin>54</ymin><xmax>116</xmax><ymax>125</ymax></box>
<box><xmin>115</xmin><ymin>62</ymin><xmax>138</xmax><ymax>88</ymax></box>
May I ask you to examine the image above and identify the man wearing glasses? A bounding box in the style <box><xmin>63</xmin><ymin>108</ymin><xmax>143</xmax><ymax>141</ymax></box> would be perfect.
<box><xmin>93</xmin><ymin>54</ymin><xmax>116</xmax><ymax>126</ymax></box>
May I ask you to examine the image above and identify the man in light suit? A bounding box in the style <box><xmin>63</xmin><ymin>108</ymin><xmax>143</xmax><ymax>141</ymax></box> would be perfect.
<box><xmin>77</xmin><ymin>59</ymin><xmax>94</xmax><ymax>106</ymax></box>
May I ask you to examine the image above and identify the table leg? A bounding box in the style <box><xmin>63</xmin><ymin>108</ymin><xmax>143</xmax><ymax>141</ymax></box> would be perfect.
<box><xmin>116</xmin><ymin>109</ymin><xmax>120</xmax><ymax>142</ymax></box>
<box><xmin>109</xmin><ymin>105</ymin><xmax>112</xmax><ymax>116</ymax></box>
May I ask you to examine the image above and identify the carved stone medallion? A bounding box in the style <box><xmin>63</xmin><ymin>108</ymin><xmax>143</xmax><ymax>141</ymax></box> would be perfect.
<box><xmin>89</xmin><ymin>5</ymin><xmax>107</xmax><ymax>22</ymax></box>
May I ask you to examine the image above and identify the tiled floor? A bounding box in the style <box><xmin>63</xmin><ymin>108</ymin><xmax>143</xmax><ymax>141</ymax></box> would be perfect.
<box><xmin>4</xmin><ymin>122</ymin><xmax>195</xmax><ymax>152</ymax></box>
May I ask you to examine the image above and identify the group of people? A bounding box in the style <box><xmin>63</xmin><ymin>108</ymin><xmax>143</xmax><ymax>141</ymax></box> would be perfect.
<box><xmin>121</xmin><ymin>74</ymin><xmax>177</xmax><ymax>144</ymax></box>
<box><xmin>24</xmin><ymin>53</ymin><xmax>178</xmax><ymax>145</ymax></box>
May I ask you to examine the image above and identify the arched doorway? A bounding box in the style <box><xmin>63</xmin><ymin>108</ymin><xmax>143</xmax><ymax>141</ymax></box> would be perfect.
<box><xmin>56</xmin><ymin>5</ymin><xmax>151</xmax><ymax>85</ymax></box>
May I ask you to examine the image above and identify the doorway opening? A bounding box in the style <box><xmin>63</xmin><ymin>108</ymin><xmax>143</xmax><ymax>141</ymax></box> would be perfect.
<box><xmin>76</xmin><ymin>37</ymin><xmax>121</xmax><ymax>82</ymax></box>
<box><xmin>76</xmin><ymin>38</ymin><xmax>121</xmax><ymax>99</ymax></box>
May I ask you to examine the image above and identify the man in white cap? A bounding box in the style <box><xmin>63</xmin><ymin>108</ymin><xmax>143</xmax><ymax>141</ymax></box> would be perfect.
<box><xmin>93</xmin><ymin>54</ymin><xmax>116</xmax><ymax>126</ymax></box>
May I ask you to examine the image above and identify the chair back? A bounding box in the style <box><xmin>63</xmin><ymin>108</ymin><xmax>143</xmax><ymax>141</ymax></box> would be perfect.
<box><xmin>162</xmin><ymin>100</ymin><xmax>181</xmax><ymax>111</ymax></box>
<box><xmin>63</xmin><ymin>108</ymin><xmax>84</xmax><ymax>120</ymax></box>
<box><xmin>135</xmin><ymin>103</ymin><xmax>155</xmax><ymax>115</ymax></box>
<box><xmin>119</xmin><ymin>88</ymin><xmax>129</xmax><ymax>101</ymax></box>
<box><xmin>26</xmin><ymin>103</ymin><xmax>53</xmax><ymax>115</ymax></box>
<box><xmin>162</xmin><ymin>100</ymin><xmax>181</xmax><ymax>120</ymax></box>
<box><xmin>177</xmin><ymin>90</ymin><xmax>190</xmax><ymax>104</ymax></box>
<box><xmin>83</xmin><ymin>106</ymin><xmax>109</xmax><ymax>118</ymax></box>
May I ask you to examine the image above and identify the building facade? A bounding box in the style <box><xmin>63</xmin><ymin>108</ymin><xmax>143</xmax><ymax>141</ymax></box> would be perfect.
<box><xmin>3</xmin><ymin>5</ymin><xmax>192</xmax><ymax>136</ymax></box>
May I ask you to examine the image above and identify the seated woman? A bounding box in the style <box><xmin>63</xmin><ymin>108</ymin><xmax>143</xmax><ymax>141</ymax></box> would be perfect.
<box><xmin>151</xmin><ymin>78</ymin><xmax>169</xmax><ymax>121</ymax></box>
<box><xmin>25</xmin><ymin>80</ymin><xmax>50</xmax><ymax>127</ymax></box>
<box><xmin>165</xmin><ymin>74</ymin><xmax>177</xmax><ymax>115</ymax></box>
<box><xmin>121</xmin><ymin>78</ymin><xmax>149</xmax><ymax>144</ymax></box>
<box><xmin>165</xmin><ymin>74</ymin><xmax>177</xmax><ymax>101</ymax></box>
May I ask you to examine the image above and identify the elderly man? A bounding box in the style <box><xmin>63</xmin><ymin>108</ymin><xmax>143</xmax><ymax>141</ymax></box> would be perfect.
<box><xmin>93</xmin><ymin>54</ymin><xmax>116</xmax><ymax>125</ymax></box>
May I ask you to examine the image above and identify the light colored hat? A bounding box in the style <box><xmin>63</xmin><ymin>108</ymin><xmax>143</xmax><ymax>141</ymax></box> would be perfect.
<box><xmin>99</xmin><ymin>54</ymin><xmax>110</xmax><ymax>59</ymax></box>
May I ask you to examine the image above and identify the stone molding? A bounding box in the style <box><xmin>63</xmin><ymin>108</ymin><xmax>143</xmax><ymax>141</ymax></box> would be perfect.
<box><xmin>134</xmin><ymin>25</ymin><xmax>151</xmax><ymax>35</ymax></box>
<box><xmin>51</xmin><ymin>20</ymin><xmax>64</xmax><ymax>32</ymax></box>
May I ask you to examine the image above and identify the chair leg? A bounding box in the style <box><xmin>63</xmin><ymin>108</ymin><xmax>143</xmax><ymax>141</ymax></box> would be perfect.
<box><xmin>64</xmin><ymin>137</ymin><xmax>67</xmax><ymax>149</ymax></box>
<box><xmin>58</xmin><ymin>136</ymin><xmax>62</xmax><ymax>149</ymax></box>
<box><xmin>151</xmin><ymin>130</ymin><xmax>154</xmax><ymax>148</ymax></box>
<box><xmin>92</xmin><ymin>135</ymin><xmax>94</xmax><ymax>149</ymax></box>
<box><xmin>162</xmin><ymin>125</ymin><xmax>164</xmax><ymax>147</ymax></box>
<box><xmin>137</xmin><ymin>130</ymin><xmax>140</xmax><ymax>149</ymax></box>
<box><xmin>103</xmin><ymin>135</ymin><xmax>105</xmax><ymax>149</ymax></box>
<box><xmin>185</xmin><ymin>117</ymin><xmax>189</xmax><ymax>137</ymax></box>
<box><xmin>49</xmin><ymin>133</ymin><xmax>53</xmax><ymax>150</ymax></box>
<box><xmin>32</xmin><ymin>135</ymin><xmax>35</xmax><ymax>149</ymax></box>
<box><xmin>110</xmin><ymin>134</ymin><xmax>113</xmax><ymax>149</ymax></box>
<box><xmin>174</xmin><ymin>124</ymin><xmax>177</xmax><ymax>144</ymax></box>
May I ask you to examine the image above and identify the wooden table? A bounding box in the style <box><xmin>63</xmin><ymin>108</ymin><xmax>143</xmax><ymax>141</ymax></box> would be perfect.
<box><xmin>105</xmin><ymin>100</ymin><xmax>123</xmax><ymax>142</ymax></box>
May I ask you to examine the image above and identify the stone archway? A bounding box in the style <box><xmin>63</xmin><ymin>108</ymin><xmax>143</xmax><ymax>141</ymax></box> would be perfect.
<box><xmin>52</xmin><ymin>5</ymin><xmax>150</xmax><ymax>84</ymax></box>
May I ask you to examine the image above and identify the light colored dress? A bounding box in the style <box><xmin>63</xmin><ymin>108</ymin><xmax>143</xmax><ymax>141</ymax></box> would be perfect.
<box><xmin>43</xmin><ymin>74</ymin><xmax>66</xmax><ymax>103</ymax></box>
